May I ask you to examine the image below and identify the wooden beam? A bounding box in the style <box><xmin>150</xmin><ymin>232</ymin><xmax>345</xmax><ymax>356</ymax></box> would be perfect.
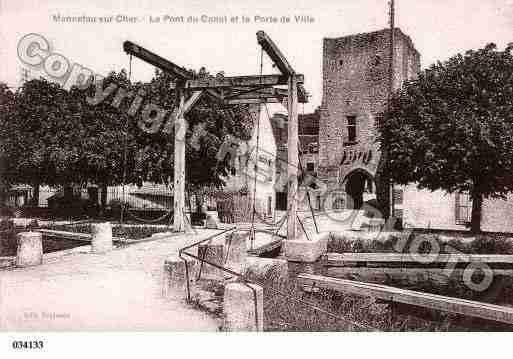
<box><xmin>324</xmin><ymin>253</ymin><xmax>513</xmax><ymax>266</ymax></box>
<box><xmin>123</xmin><ymin>41</ymin><xmax>192</xmax><ymax>80</ymax></box>
<box><xmin>182</xmin><ymin>90</ymin><xmax>203</xmax><ymax>115</ymax></box>
<box><xmin>223</xmin><ymin>98</ymin><xmax>280</xmax><ymax>105</ymax></box>
<box><xmin>217</xmin><ymin>92</ymin><xmax>307</xmax><ymax>105</ymax></box>
<box><xmin>185</xmin><ymin>74</ymin><xmax>303</xmax><ymax>89</ymax></box>
<box><xmin>222</xmin><ymin>87</ymin><xmax>307</xmax><ymax>104</ymax></box>
<box><xmin>297</xmin><ymin>273</ymin><xmax>513</xmax><ymax>325</ymax></box>
<box><xmin>225</xmin><ymin>88</ymin><xmax>286</xmax><ymax>102</ymax></box>
<box><xmin>256</xmin><ymin>31</ymin><xmax>295</xmax><ymax>76</ymax></box>
<box><xmin>225</xmin><ymin>87</ymin><xmax>287</xmax><ymax>99</ymax></box>
<box><xmin>173</xmin><ymin>86</ymin><xmax>186</xmax><ymax>232</ymax></box>
<box><xmin>287</xmin><ymin>74</ymin><xmax>299</xmax><ymax>240</ymax></box>
<box><xmin>325</xmin><ymin>267</ymin><xmax>513</xmax><ymax>286</ymax></box>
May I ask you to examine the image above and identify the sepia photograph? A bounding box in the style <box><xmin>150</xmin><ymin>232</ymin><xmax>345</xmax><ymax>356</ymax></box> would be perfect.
<box><xmin>1</xmin><ymin>0</ymin><xmax>513</xmax><ymax>356</ymax></box>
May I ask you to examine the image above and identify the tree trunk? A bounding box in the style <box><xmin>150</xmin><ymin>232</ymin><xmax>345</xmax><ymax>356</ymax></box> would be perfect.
<box><xmin>375</xmin><ymin>156</ymin><xmax>391</xmax><ymax>219</ymax></box>
<box><xmin>470</xmin><ymin>188</ymin><xmax>483</xmax><ymax>234</ymax></box>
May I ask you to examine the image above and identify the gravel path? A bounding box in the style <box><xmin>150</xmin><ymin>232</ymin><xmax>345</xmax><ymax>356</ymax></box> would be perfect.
<box><xmin>0</xmin><ymin>229</ymin><xmax>221</xmax><ymax>331</ymax></box>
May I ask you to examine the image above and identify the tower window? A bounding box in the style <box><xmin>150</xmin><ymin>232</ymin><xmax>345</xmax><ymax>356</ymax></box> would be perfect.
<box><xmin>347</xmin><ymin>116</ymin><xmax>357</xmax><ymax>143</ymax></box>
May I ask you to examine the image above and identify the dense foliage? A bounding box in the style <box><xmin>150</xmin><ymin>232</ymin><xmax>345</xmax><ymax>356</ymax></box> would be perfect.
<box><xmin>0</xmin><ymin>67</ymin><xmax>254</xmax><ymax>208</ymax></box>
<box><xmin>380</xmin><ymin>43</ymin><xmax>513</xmax><ymax>232</ymax></box>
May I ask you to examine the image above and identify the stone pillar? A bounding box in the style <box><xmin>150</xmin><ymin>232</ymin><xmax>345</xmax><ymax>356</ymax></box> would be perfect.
<box><xmin>197</xmin><ymin>243</ymin><xmax>224</xmax><ymax>280</ymax></box>
<box><xmin>223</xmin><ymin>282</ymin><xmax>263</xmax><ymax>332</ymax></box>
<box><xmin>243</xmin><ymin>257</ymin><xmax>288</xmax><ymax>283</ymax></box>
<box><xmin>163</xmin><ymin>256</ymin><xmax>196</xmax><ymax>299</ymax></box>
<box><xmin>91</xmin><ymin>222</ymin><xmax>113</xmax><ymax>253</ymax></box>
<box><xmin>283</xmin><ymin>232</ymin><xmax>328</xmax><ymax>263</ymax></box>
<box><xmin>205</xmin><ymin>211</ymin><xmax>220</xmax><ymax>229</ymax></box>
<box><xmin>16</xmin><ymin>232</ymin><xmax>43</xmax><ymax>267</ymax></box>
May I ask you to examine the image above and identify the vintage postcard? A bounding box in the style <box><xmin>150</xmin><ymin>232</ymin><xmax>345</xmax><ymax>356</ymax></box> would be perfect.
<box><xmin>1</xmin><ymin>0</ymin><xmax>513</xmax><ymax>355</ymax></box>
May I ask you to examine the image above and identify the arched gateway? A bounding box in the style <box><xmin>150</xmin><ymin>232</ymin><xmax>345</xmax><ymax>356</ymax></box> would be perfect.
<box><xmin>342</xmin><ymin>168</ymin><xmax>375</xmax><ymax>210</ymax></box>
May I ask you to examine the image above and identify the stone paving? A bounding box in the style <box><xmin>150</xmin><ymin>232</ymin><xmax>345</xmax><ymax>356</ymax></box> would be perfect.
<box><xmin>0</xmin><ymin>229</ymin><xmax>221</xmax><ymax>331</ymax></box>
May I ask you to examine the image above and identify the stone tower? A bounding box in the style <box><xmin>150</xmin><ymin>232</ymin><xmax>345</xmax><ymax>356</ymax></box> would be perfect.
<box><xmin>318</xmin><ymin>28</ymin><xmax>420</xmax><ymax>210</ymax></box>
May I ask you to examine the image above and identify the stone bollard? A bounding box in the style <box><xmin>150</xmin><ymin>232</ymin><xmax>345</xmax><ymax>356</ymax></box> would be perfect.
<box><xmin>163</xmin><ymin>256</ymin><xmax>197</xmax><ymax>299</ymax></box>
<box><xmin>16</xmin><ymin>232</ymin><xmax>43</xmax><ymax>267</ymax></box>
<box><xmin>243</xmin><ymin>257</ymin><xmax>288</xmax><ymax>283</ymax></box>
<box><xmin>223</xmin><ymin>282</ymin><xmax>263</xmax><ymax>332</ymax></box>
<box><xmin>197</xmin><ymin>243</ymin><xmax>224</xmax><ymax>280</ymax></box>
<box><xmin>224</xmin><ymin>231</ymin><xmax>248</xmax><ymax>272</ymax></box>
<box><xmin>283</xmin><ymin>232</ymin><xmax>329</xmax><ymax>263</ymax></box>
<box><xmin>205</xmin><ymin>211</ymin><xmax>220</xmax><ymax>229</ymax></box>
<box><xmin>91</xmin><ymin>222</ymin><xmax>113</xmax><ymax>253</ymax></box>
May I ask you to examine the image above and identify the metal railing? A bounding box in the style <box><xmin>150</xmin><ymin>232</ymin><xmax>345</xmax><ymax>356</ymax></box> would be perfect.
<box><xmin>178</xmin><ymin>226</ymin><xmax>376</xmax><ymax>331</ymax></box>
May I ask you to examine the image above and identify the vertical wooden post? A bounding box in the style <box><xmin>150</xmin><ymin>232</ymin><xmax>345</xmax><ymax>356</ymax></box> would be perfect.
<box><xmin>287</xmin><ymin>75</ymin><xmax>298</xmax><ymax>240</ymax></box>
<box><xmin>173</xmin><ymin>86</ymin><xmax>186</xmax><ymax>232</ymax></box>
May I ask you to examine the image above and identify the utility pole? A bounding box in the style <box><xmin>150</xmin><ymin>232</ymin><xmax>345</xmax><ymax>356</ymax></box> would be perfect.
<box><xmin>388</xmin><ymin>0</ymin><xmax>396</xmax><ymax>219</ymax></box>
<box><xmin>388</xmin><ymin>0</ymin><xmax>395</xmax><ymax>97</ymax></box>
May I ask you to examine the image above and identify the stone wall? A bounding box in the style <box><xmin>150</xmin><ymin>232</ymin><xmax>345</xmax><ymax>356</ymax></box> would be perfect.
<box><xmin>398</xmin><ymin>184</ymin><xmax>513</xmax><ymax>233</ymax></box>
<box><xmin>319</xmin><ymin>28</ymin><xmax>421</xmax><ymax>183</ymax></box>
<box><xmin>223</xmin><ymin>104</ymin><xmax>277</xmax><ymax>218</ymax></box>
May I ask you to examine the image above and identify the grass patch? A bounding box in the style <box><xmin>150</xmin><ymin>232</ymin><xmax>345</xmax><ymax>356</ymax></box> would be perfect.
<box><xmin>327</xmin><ymin>232</ymin><xmax>407</xmax><ymax>253</ymax></box>
<box><xmin>327</xmin><ymin>231</ymin><xmax>513</xmax><ymax>255</ymax></box>
<box><xmin>326</xmin><ymin>231</ymin><xmax>513</xmax><ymax>307</ymax></box>
<box><xmin>241</xmin><ymin>263</ymin><xmax>462</xmax><ymax>331</ymax></box>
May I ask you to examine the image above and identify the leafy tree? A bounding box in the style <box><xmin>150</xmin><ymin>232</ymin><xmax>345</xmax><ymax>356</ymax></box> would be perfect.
<box><xmin>72</xmin><ymin>70</ymin><xmax>140</xmax><ymax>210</ymax></box>
<box><xmin>0</xmin><ymin>79</ymin><xmax>74</xmax><ymax>205</ymax></box>
<box><xmin>0</xmin><ymin>83</ymin><xmax>14</xmax><ymax>106</ymax></box>
<box><xmin>0</xmin><ymin>74</ymin><xmax>138</xmax><ymax>209</ymax></box>
<box><xmin>380</xmin><ymin>43</ymin><xmax>513</xmax><ymax>233</ymax></box>
<box><xmin>0</xmin><ymin>83</ymin><xmax>15</xmax><ymax>202</ymax></box>
<box><xmin>0</xmin><ymin>68</ymin><xmax>254</xmax><ymax>214</ymax></box>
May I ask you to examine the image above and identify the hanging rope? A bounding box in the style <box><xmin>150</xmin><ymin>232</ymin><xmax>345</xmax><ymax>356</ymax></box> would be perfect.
<box><xmin>122</xmin><ymin>55</ymin><xmax>175</xmax><ymax>226</ymax></box>
<box><xmin>249</xmin><ymin>47</ymin><xmax>264</xmax><ymax>249</ymax></box>
<box><xmin>124</xmin><ymin>175</ymin><xmax>174</xmax><ymax>225</ymax></box>
<box><xmin>297</xmin><ymin>102</ymin><xmax>320</xmax><ymax>234</ymax></box>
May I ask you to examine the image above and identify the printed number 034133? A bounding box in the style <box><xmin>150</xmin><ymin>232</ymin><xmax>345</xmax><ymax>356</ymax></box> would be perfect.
<box><xmin>12</xmin><ymin>340</ymin><xmax>44</xmax><ymax>349</ymax></box>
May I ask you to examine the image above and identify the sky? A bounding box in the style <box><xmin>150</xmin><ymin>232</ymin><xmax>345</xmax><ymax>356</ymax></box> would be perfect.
<box><xmin>1</xmin><ymin>0</ymin><xmax>512</xmax><ymax>112</ymax></box>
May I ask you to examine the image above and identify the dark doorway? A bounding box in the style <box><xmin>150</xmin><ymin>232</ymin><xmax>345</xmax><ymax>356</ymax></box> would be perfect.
<box><xmin>345</xmin><ymin>170</ymin><xmax>373</xmax><ymax>210</ymax></box>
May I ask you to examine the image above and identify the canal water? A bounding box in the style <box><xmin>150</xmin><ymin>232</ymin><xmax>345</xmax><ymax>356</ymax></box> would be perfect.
<box><xmin>0</xmin><ymin>231</ymin><xmax>89</xmax><ymax>257</ymax></box>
